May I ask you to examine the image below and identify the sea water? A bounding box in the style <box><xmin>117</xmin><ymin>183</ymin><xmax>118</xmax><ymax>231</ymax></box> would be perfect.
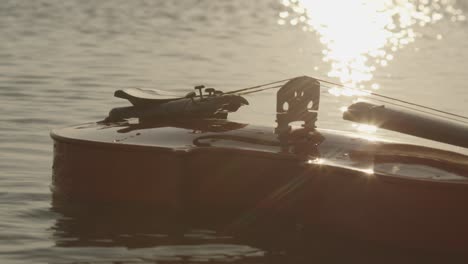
<box><xmin>1</xmin><ymin>0</ymin><xmax>468</xmax><ymax>263</ymax></box>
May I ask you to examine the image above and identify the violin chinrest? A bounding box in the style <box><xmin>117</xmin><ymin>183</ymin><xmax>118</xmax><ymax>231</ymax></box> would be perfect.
<box><xmin>115</xmin><ymin>88</ymin><xmax>187</xmax><ymax>107</ymax></box>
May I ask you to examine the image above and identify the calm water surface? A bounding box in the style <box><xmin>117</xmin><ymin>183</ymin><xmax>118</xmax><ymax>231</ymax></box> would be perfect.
<box><xmin>1</xmin><ymin>0</ymin><xmax>468</xmax><ymax>263</ymax></box>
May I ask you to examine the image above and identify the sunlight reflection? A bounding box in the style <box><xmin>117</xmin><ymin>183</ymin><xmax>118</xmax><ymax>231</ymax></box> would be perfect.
<box><xmin>328</xmin><ymin>86</ymin><xmax>371</xmax><ymax>97</ymax></box>
<box><xmin>339</xmin><ymin>106</ymin><xmax>348</xmax><ymax>112</ymax></box>
<box><xmin>361</xmin><ymin>168</ymin><xmax>375</xmax><ymax>175</ymax></box>
<box><xmin>353</xmin><ymin>123</ymin><xmax>378</xmax><ymax>133</ymax></box>
<box><xmin>306</xmin><ymin>158</ymin><xmax>324</xmax><ymax>165</ymax></box>
<box><xmin>279</xmin><ymin>0</ymin><xmax>465</xmax><ymax>87</ymax></box>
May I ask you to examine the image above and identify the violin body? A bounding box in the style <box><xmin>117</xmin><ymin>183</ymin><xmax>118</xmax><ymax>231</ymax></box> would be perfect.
<box><xmin>51</xmin><ymin>119</ymin><xmax>468</xmax><ymax>251</ymax></box>
<box><xmin>50</xmin><ymin>76</ymin><xmax>468</xmax><ymax>252</ymax></box>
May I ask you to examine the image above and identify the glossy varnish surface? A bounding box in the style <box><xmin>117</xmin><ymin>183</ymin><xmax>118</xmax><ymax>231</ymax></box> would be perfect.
<box><xmin>52</xmin><ymin>119</ymin><xmax>468</xmax><ymax>183</ymax></box>
<box><xmin>51</xmin><ymin>119</ymin><xmax>468</xmax><ymax>251</ymax></box>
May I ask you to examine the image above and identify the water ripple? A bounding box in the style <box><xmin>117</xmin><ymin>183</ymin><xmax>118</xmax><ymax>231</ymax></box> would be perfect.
<box><xmin>1</xmin><ymin>0</ymin><xmax>468</xmax><ymax>263</ymax></box>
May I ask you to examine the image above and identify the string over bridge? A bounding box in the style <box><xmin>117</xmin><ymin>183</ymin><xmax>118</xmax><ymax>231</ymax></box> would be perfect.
<box><xmin>275</xmin><ymin>76</ymin><xmax>321</xmax><ymax>135</ymax></box>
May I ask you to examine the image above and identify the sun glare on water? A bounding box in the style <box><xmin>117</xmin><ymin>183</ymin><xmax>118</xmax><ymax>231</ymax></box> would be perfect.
<box><xmin>279</xmin><ymin>0</ymin><xmax>465</xmax><ymax>134</ymax></box>
<box><xmin>279</xmin><ymin>0</ymin><xmax>465</xmax><ymax>87</ymax></box>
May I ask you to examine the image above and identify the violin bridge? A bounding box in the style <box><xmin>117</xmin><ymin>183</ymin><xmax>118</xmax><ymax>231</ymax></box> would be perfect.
<box><xmin>275</xmin><ymin>76</ymin><xmax>320</xmax><ymax>136</ymax></box>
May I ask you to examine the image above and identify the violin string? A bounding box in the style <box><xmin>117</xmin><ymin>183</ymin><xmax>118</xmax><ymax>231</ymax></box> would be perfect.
<box><xmin>225</xmin><ymin>77</ymin><xmax>295</xmax><ymax>95</ymax></box>
<box><xmin>319</xmin><ymin>83</ymin><xmax>468</xmax><ymax>125</ymax></box>
<box><xmin>229</xmin><ymin>75</ymin><xmax>468</xmax><ymax>123</ymax></box>
<box><xmin>314</xmin><ymin>77</ymin><xmax>468</xmax><ymax>121</ymax></box>
<box><xmin>237</xmin><ymin>84</ymin><xmax>284</xmax><ymax>95</ymax></box>
<box><xmin>367</xmin><ymin>97</ymin><xmax>468</xmax><ymax>125</ymax></box>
